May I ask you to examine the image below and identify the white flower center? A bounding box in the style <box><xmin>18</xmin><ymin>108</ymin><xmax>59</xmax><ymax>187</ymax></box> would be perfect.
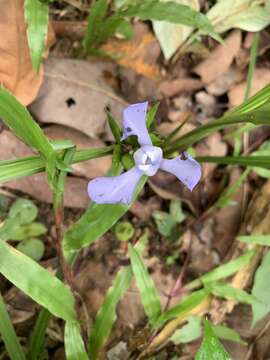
<box><xmin>133</xmin><ymin>145</ymin><xmax>163</xmax><ymax>176</ymax></box>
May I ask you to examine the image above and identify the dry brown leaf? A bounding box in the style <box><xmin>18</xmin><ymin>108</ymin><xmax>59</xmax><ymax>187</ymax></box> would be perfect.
<box><xmin>229</xmin><ymin>68</ymin><xmax>270</xmax><ymax>107</ymax></box>
<box><xmin>30</xmin><ymin>58</ymin><xmax>126</xmax><ymax>139</ymax></box>
<box><xmin>0</xmin><ymin>0</ymin><xmax>54</xmax><ymax>105</ymax></box>
<box><xmin>194</xmin><ymin>30</ymin><xmax>241</xmax><ymax>84</ymax></box>
<box><xmin>102</xmin><ymin>23</ymin><xmax>161</xmax><ymax>80</ymax></box>
<box><xmin>158</xmin><ymin>78</ymin><xmax>203</xmax><ymax>98</ymax></box>
<box><xmin>206</xmin><ymin>66</ymin><xmax>244</xmax><ymax>96</ymax></box>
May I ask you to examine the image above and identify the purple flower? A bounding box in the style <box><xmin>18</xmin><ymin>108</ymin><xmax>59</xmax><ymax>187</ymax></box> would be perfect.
<box><xmin>88</xmin><ymin>102</ymin><xmax>201</xmax><ymax>205</ymax></box>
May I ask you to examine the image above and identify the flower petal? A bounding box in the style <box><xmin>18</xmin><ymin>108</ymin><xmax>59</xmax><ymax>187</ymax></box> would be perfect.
<box><xmin>160</xmin><ymin>152</ymin><xmax>201</xmax><ymax>191</ymax></box>
<box><xmin>88</xmin><ymin>167</ymin><xmax>143</xmax><ymax>205</ymax></box>
<box><xmin>121</xmin><ymin>102</ymin><xmax>152</xmax><ymax>146</ymax></box>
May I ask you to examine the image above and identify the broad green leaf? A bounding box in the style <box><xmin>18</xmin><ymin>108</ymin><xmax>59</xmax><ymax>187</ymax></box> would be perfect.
<box><xmin>195</xmin><ymin>319</ymin><xmax>231</xmax><ymax>360</ymax></box>
<box><xmin>88</xmin><ymin>232</ymin><xmax>148</xmax><ymax>360</ymax></box>
<box><xmin>121</xmin><ymin>0</ymin><xmax>221</xmax><ymax>42</ymax></box>
<box><xmin>170</xmin><ymin>316</ymin><xmax>202</xmax><ymax>344</ymax></box>
<box><xmin>208</xmin><ymin>282</ymin><xmax>257</xmax><ymax>305</ymax></box>
<box><xmin>24</xmin><ymin>0</ymin><xmax>49</xmax><ymax>70</ymax></box>
<box><xmin>200</xmin><ymin>250</ymin><xmax>255</xmax><ymax>284</ymax></box>
<box><xmin>128</xmin><ymin>244</ymin><xmax>162</xmax><ymax>325</ymax></box>
<box><xmin>252</xmin><ymin>250</ymin><xmax>270</xmax><ymax>326</ymax></box>
<box><xmin>63</xmin><ymin>176</ymin><xmax>147</xmax><ymax>253</ymax></box>
<box><xmin>9</xmin><ymin>199</ymin><xmax>38</xmax><ymax>224</ymax></box>
<box><xmin>83</xmin><ymin>0</ymin><xmax>109</xmax><ymax>50</ymax></box>
<box><xmin>207</xmin><ymin>0</ymin><xmax>270</xmax><ymax>33</ymax></box>
<box><xmin>153</xmin><ymin>0</ymin><xmax>199</xmax><ymax>59</ymax></box>
<box><xmin>0</xmin><ymin>292</ymin><xmax>26</xmax><ymax>360</ymax></box>
<box><xmin>0</xmin><ymin>89</ymin><xmax>53</xmax><ymax>158</ymax></box>
<box><xmin>65</xmin><ymin>322</ymin><xmax>88</xmax><ymax>360</ymax></box>
<box><xmin>0</xmin><ymin>241</ymin><xmax>76</xmax><ymax>321</ymax></box>
<box><xmin>237</xmin><ymin>235</ymin><xmax>270</xmax><ymax>246</ymax></box>
<box><xmin>28</xmin><ymin>308</ymin><xmax>51</xmax><ymax>360</ymax></box>
<box><xmin>7</xmin><ymin>222</ymin><xmax>47</xmax><ymax>241</ymax></box>
<box><xmin>156</xmin><ymin>289</ymin><xmax>209</xmax><ymax>327</ymax></box>
<box><xmin>212</xmin><ymin>324</ymin><xmax>246</xmax><ymax>345</ymax></box>
<box><xmin>17</xmin><ymin>238</ymin><xmax>45</xmax><ymax>261</ymax></box>
<box><xmin>170</xmin><ymin>199</ymin><xmax>186</xmax><ymax>223</ymax></box>
<box><xmin>152</xmin><ymin>210</ymin><xmax>178</xmax><ymax>237</ymax></box>
<box><xmin>95</xmin><ymin>14</ymin><xmax>124</xmax><ymax>44</ymax></box>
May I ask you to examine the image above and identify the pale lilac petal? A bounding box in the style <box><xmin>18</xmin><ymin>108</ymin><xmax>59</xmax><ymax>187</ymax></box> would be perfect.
<box><xmin>160</xmin><ymin>152</ymin><xmax>201</xmax><ymax>191</ymax></box>
<box><xmin>88</xmin><ymin>167</ymin><xmax>143</xmax><ymax>205</ymax></box>
<box><xmin>121</xmin><ymin>102</ymin><xmax>152</xmax><ymax>146</ymax></box>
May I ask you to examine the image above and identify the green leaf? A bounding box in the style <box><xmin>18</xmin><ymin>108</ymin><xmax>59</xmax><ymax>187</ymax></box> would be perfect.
<box><xmin>170</xmin><ymin>316</ymin><xmax>202</xmax><ymax>344</ymax></box>
<box><xmin>196</xmin><ymin>156</ymin><xmax>270</xmax><ymax>169</ymax></box>
<box><xmin>89</xmin><ymin>231</ymin><xmax>149</xmax><ymax>360</ymax></box>
<box><xmin>0</xmin><ymin>146</ymin><xmax>114</xmax><ymax>185</ymax></box>
<box><xmin>156</xmin><ymin>289</ymin><xmax>209</xmax><ymax>327</ymax></box>
<box><xmin>237</xmin><ymin>235</ymin><xmax>270</xmax><ymax>246</ymax></box>
<box><xmin>128</xmin><ymin>244</ymin><xmax>162</xmax><ymax>325</ymax></box>
<box><xmin>200</xmin><ymin>250</ymin><xmax>255</xmax><ymax>284</ymax></box>
<box><xmin>24</xmin><ymin>0</ymin><xmax>49</xmax><ymax>70</ymax></box>
<box><xmin>88</xmin><ymin>233</ymin><xmax>148</xmax><ymax>360</ymax></box>
<box><xmin>28</xmin><ymin>308</ymin><xmax>51</xmax><ymax>360</ymax></box>
<box><xmin>63</xmin><ymin>176</ymin><xmax>147</xmax><ymax>253</ymax></box>
<box><xmin>195</xmin><ymin>319</ymin><xmax>231</xmax><ymax>360</ymax></box>
<box><xmin>17</xmin><ymin>238</ymin><xmax>45</xmax><ymax>261</ymax></box>
<box><xmin>152</xmin><ymin>210</ymin><xmax>178</xmax><ymax>237</ymax></box>
<box><xmin>9</xmin><ymin>199</ymin><xmax>38</xmax><ymax>225</ymax></box>
<box><xmin>0</xmin><ymin>241</ymin><xmax>76</xmax><ymax>321</ymax></box>
<box><xmin>252</xmin><ymin>250</ymin><xmax>270</xmax><ymax>327</ymax></box>
<box><xmin>107</xmin><ymin>111</ymin><xmax>122</xmax><ymax>143</ymax></box>
<box><xmin>214</xmin><ymin>169</ymin><xmax>250</xmax><ymax>209</ymax></box>
<box><xmin>116</xmin><ymin>18</ymin><xmax>133</xmax><ymax>39</ymax></box>
<box><xmin>212</xmin><ymin>324</ymin><xmax>246</xmax><ymax>345</ymax></box>
<box><xmin>0</xmin><ymin>89</ymin><xmax>53</xmax><ymax>158</ymax></box>
<box><xmin>208</xmin><ymin>282</ymin><xmax>257</xmax><ymax>305</ymax></box>
<box><xmin>165</xmin><ymin>85</ymin><xmax>270</xmax><ymax>153</ymax></box>
<box><xmin>83</xmin><ymin>0</ymin><xmax>109</xmax><ymax>50</ymax></box>
<box><xmin>88</xmin><ymin>266</ymin><xmax>133</xmax><ymax>359</ymax></box>
<box><xmin>65</xmin><ymin>322</ymin><xmax>88</xmax><ymax>360</ymax></box>
<box><xmin>170</xmin><ymin>199</ymin><xmax>186</xmax><ymax>223</ymax></box>
<box><xmin>146</xmin><ymin>102</ymin><xmax>160</xmax><ymax>129</ymax></box>
<box><xmin>0</xmin><ymin>292</ymin><xmax>26</xmax><ymax>360</ymax></box>
<box><xmin>7</xmin><ymin>222</ymin><xmax>47</xmax><ymax>241</ymax></box>
<box><xmin>120</xmin><ymin>0</ymin><xmax>221</xmax><ymax>42</ymax></box>
<box><xmin>251</xmin><ymin>140</ymin><xmax>270</xmax><ymax>178</ymax></box>
<box><xmin>153</xmin><ymin>0</ymin><xmax>199</xmax><ymax>60</ymax></box>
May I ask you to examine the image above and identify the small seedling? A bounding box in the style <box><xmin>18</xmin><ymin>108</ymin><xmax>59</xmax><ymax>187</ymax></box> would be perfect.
<box><xmin>115</xmin><ymin>221</ymin><xmax>135</xmax><ymax>242</ymax></box>
<box><xmin>0</xmin><ymin>198</ymin><xmax>47</xmax><ymax>261</ymax></box>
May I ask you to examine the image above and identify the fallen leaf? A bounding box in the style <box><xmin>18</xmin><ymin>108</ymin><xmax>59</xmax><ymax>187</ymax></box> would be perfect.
<box><xmin>159</xmin><ymin>78</ymin><xmax>203</xmax><ymax>97</ymax></box>
<box><xmin>228</xmin><ymin>68</ymin><xmax>270</xmax><ymax>107</ymax></box>
<box><xmin>102</xmin><ymin>23</ymin><xmax>161</xmax><ymax>79</ymax></box>
<box><xmin>193</xmin><ymin>30</ymin><xmax>241</xmax><ymax>84</ymax></box>
<box><xmin>0</xmin><ymin>0</ymin><xmax>54</xmax><ymax>105</ymax></box>
<box><xmin>206</xmin><ymin>66</ymin><xmax>244</xmax><ymax>96</ymax></box>
<box><xmin>29</xmin><ymin>58</ymin><xmax>126</xmax><ymax>138</ymax></box>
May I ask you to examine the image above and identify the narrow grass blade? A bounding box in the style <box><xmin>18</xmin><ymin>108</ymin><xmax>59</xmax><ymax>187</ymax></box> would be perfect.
<box><xmin>65</xmin><ymin>322</ymin><xmax>88</xmax><ymax>360</ymax></box>
<box><xmin>28</xmin><ymin>308</ymin><xmax>51</xmax><ymax>360</ymax></box>
<box><xmin>0</xmin><ymin>292</ymin><xmax>26</xmax><ymax>360</ymax></box>
<box><xmin>128</xmin><ymin>244</ymin><xmax>162</xmax><ymax>325</ymax></box>
<box><xmin>237</xmin><ymin>235</ymin><xmax>270</xmax><ymax>246</ymax></box>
